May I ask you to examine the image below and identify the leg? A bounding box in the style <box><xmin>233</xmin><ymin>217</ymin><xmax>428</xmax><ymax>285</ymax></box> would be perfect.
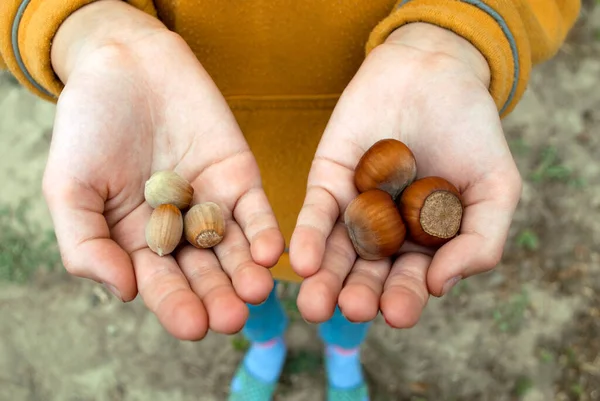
<box><xmin>229</xmin><ymin>282</ymin><xmax>289</xmax><ymax>401</ymax></box>
<box><xmin>319</xmin><ymin>306</ymin><xmax>372</xmax><ymax>401</ymax></box>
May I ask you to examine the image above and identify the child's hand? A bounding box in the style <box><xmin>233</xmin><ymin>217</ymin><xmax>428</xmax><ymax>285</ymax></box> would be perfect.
<box><xmin>290</xmin><ymin>23</ymin><xmax>522</xmax><ymax>327</ymax></box>
<box><xmin>43</xmin><ymin>2</ymin><xmax>283</xmax><ymax>340</ymax></box>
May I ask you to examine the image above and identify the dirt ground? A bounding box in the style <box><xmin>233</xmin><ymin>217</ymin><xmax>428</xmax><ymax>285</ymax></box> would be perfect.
<box><xmin>1</xmin><ymin>4</ymin><xmax>600</xmax><ymax>401</ymax></box>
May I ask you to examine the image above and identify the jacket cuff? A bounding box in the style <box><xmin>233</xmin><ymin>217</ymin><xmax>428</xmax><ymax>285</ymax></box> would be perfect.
<box><xmin>0</xmin><ymin>0</ymin><xmax>157</xmax><ymax>103</ymax></box>
<box><xmin>366</xmin><ymin>0</ymin><xmax>532</xmax><ymax>118</ymax></box>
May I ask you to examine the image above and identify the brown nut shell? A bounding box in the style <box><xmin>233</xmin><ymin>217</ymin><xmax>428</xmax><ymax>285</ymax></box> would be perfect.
<box><xmin>354</xmin><ymin>138</ymin><xmax>417</xmax><ymax>199</ymax></box>
<box><xmin>144</xmin><ymin>170</ymin><xmax>194</xmax><ymax>210</ymax></box>
<box><xmin>398</xmin><ymin>176</ymin><xmax>463</xmax><ymax>247</ymax></box>
<box><xmin>184</xmin><ymin>202</ymin><xmax>225</xmax><ymax>248</ymax></box>
<box><xmin>145</xmin><ymin>204</ymin><xmax>184</xmax><ymax>256</ymax></box>
<box><xmin>344</xmin><ymin>189</ymin><xmax>406</xmax><ymax>261</ymax></box>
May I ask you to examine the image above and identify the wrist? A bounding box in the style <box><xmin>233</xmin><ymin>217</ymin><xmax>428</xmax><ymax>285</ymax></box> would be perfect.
<box><xmin>51</xmin><ymin>0</ymin><xmax>168</xmax><ymax>83</ymax></box>
<box><xmin>384</xmin><ymin>22</ymin><xmax>491</xmax><ymax>88</ymax></box>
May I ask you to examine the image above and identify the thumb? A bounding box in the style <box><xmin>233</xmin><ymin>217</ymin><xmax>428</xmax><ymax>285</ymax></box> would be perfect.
<box><xmin>42</xmin><ymin>172</ymin><xmax>138</xmax><ymax>301</ymax></box>
<box><xmin>426</xmin><ymin>167</ymin><xmax>522</xmax><ymax>296</ymax></box>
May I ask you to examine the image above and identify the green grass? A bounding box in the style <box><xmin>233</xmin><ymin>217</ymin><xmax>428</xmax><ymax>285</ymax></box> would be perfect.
<box><xmin>513</xmin><ymin>376</ymin><xmax>534</xmax><ymax>398</ymax></box>
<box><xmin>529</xmin><ymin>146</ymin><xmax>584</xmax><ymax>187</ymax></box>
<box><xmin>493</xmin><ymin>289</ymin><xmax>530</xmax><ymax>334</ymax></box>
<box><xmin>530</xmin><ymin>146</ymin><xmax>569</xmax><ymax>181</ymax></box>
<box><xmin>0</xmin><ymin>201</ymin><xmax>61</xmax><ymax>284</ymax></box>
<box><xmin>508</xmin><ymin>137</ymin><xmax>531</xmax><ymax>156</ymax></box>
<box><xmin>538</xmin><ymin>348</ymin><xmax>556</xmax><ymax>364</ymax></box>
<box><xmin>282</xmin><ymin>349</ymin><xmax>323</xmax><ymax>376</ymax></box>
<box><xmin>230</xmin><ymin>335</ymin><xmax>250</xmax><ymax>352</ymax></box>
<box><xmin>570</xmin><ymin>382</ymin><xmax>584</xmax><ymax>396</ymax></box>
<box><xmin>450</xmin><ymin>279</ymin><xmax>470</xmax><ymax>297</ymax></box>
<box><xmin>516</xmin><ymin>229</ymin><xmax>540</xmax><ymax>251</ymax></box>
<box><xmin>279</xmin><ymin>282</ymin><xmax>302</xmax><ymax>321</ymax></box>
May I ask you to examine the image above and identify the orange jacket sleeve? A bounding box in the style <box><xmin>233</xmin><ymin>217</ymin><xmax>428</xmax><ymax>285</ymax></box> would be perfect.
<box><xmin>0</xmin><ymin>0</ymin><xmax>157</xmax><ymax>103</ymax></box>
<box><xmin>1</xmin><ymin>0</ymin><xmax>582</xmax><ymax>115</ymax></box>
<box><xmin>367</xmin><ymin>0</ymin><xmax>582</xmax><ymax>117</ymax></box>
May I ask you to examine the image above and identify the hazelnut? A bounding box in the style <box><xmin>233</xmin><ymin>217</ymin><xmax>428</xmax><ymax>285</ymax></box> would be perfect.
<box><xmin>144</xmin><ymin>170</ymin><xmax>194</xmax><ymax>210</ymax></box>
<box><xmin>145</xmin><ymin>204</ymin><xmax>184</xmax><ymax>256</ymax></box>
<box><xmin>184</xmin><ymin>202</ymin><xmax>225</xmax><ymax>248</ymax></box>
<box><xmin>344</xmin><ymin>189</ymin><xmax>406</xmax><ymax>261</ymax></box>
<box><xmin>398</xmin><ymin>176</ymin><xmax>463</xmax><ymax>247</ymax></box>
<box><xmin>354</xmin><ymin>138</ymin><xmax>417</xmax><ymax>199</ymax></box>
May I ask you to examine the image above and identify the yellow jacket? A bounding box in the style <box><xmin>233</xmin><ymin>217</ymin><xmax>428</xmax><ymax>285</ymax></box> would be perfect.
<box><xmin>0</xmin><ymin>0</ymin><xmax>581</xmax><ymax>282</ymax></box>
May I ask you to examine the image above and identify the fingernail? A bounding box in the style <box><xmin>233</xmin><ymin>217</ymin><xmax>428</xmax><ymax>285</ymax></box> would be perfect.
<box><xmin>442</xmin><ymin>276</ymin><xmax>462</xmax><ymax>296</ymax></box>
<box><xmin>103</xmin><ymin>283</ymin><xmax>123</xmax><ymax>301</ymax></box>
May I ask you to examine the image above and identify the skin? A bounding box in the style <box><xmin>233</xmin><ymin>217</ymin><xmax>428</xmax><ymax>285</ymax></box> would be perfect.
<box><xmin>48</xmin><ymin>0</ymin><xmax>284</xmax><ymax>341</ymax></box>
<box><xmin>289</xmin><ymin>23</ymin><xmax>523</xmax><ymax>327</ymax></box>
<box><xmin>48</xmin><ymin>1</ymin><xmax>522</xmax><ymax>338</ymax></box>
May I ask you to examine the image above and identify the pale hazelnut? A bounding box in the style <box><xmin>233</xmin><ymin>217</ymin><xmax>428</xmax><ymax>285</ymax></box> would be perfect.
<box><xmin>144</xmin><ymin>170</ymin><xmax>194</xmax><ymax>210</ymax></box>
<box><xmin>145</xmin><ymin>204</ymin><xmax>184</xmax><ymax>256</ymax></box>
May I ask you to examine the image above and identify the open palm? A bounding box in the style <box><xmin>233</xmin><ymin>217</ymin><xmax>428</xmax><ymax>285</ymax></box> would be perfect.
<box><xmin>289</xmin><ymin>36</ymin><xmax>522</xmax><ymax>327</ymax></box>
<box><xmin>43</xmin><ymin>33</ymin><xmax>284</xmax><ymax>340</ymax></box>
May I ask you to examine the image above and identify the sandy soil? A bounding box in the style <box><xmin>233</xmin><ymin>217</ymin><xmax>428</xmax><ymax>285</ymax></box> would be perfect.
<box><xmin>1</xmin><ymin>4</ymin><xmax>600</xmax><ymax>400</ymax></box>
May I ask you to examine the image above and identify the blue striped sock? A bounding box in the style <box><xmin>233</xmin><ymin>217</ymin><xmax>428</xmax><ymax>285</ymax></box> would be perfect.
<box><xmin>325</xmin><ymin>345</ymin><xmax>369</xmax><ymax>401</ymax></box>
<box><xmin>229</xmin><ymin>336</ymin><xmax>287</xmax><ymax>401</ymax></box>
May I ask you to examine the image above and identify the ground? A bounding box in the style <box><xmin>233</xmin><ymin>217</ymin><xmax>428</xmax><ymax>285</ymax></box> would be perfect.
<box><xmin>1</xmin><ymin>4</ymin><xmax>600</xmax><ymax>400</ymax></box>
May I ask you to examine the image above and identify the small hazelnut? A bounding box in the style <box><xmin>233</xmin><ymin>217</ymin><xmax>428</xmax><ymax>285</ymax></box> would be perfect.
<box><xmin>398</xmin><ymin>176</ymin><xmax>463</xmax><ymax>247</ymax></box>
<box><xmin>354</xmin><ymin>138</ymin><xmax>417</xmax><ymax>199</ymax></box>
<box><xmin>145</xmin><ymin>204</ymin><xmax>184</xmax><ymax>256</ymax></box>
<box><xmin>144</xmin><ymin>170</ymin><xmax>194</xmax><ymax>210</ymax></box>
<box><xmin>184</xmin><ymin>202</ymin><xmax>225</xmax><ymax>248</ymax></box>
<box><xmin>344</xmin><ymin>189</ymin><xmax>406</xmax><ymax>261</ymax></box>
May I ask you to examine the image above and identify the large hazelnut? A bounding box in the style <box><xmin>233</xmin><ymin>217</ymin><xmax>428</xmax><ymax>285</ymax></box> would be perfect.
<box><xmin>344</xmin><ymin>189</ymin><xmax>406</xmax><ymax>261</ymax></box>
<box><xmin>398</xmin><ymin>176</ymin><xmax>463</xmax><ymax>247</ymax></box>
<box><xmin>354</xmin><ymin>138</ymin><xmax>417</xmax><ymax>200</ymax></box>
<box><xmin>184</xmin><ymin>202</ymin><xmax>225</xmax><ymax>248</ymax></box>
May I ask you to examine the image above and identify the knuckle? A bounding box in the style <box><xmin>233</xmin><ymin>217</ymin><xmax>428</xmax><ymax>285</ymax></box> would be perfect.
<box><xmin>61</xmin><ymin>253</ymin><xmax>85</xmax><ymax>277</ymax></box>
<box><xmin>352</xmin><ymin>268</ymin><xmax>386</xmax><ymax>286</ymax></box>
<box><xmin>41</xmin><ymin>172</ymin><xmax>57</xmax><ymax>202</ymax></box>
<box><xmin>479</xmin><ymin>248</ymin><xmax>504</xmax><ymax>272</ymax></box>
<box><xmin>509</xmin><ymin>168</ymin><xmax>524</xmax><ymax>203</ymax></box>
<box><xmin>42</xmin><ymin>174</ymin><xmax>82</xmax><ymax>207</ymax></box>
<box><xmin>499</xmin><ymin>166</ymin><xmax>524</xmax><ymax>207</ymax></box>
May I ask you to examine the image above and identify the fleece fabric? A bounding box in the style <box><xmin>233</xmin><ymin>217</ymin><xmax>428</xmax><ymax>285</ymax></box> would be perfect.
<box><xmin>0</xmin><ymin>0</ymin><xmax>581</xmax><ymax>283</ymax></box>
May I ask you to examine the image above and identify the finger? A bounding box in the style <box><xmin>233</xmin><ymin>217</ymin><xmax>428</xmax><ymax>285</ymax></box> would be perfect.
<box><xmin>233</xmin><ymin>187</ymin><xmax>285</xmax><ymax>268</ymax></box>
<box><xmin>296</xmin><ymin>223</ymin><xmax>356</xmax><ymax>322</ymax></box>
<box><xmin>290</xmin><ymin>156</ymin><xmax>357</xmax><ymax>278</ymax></box>
<box><xmin>289</xmin><ymin>95</ymin><xmax>379</xmax><ymax>278</ymax></box>
<box><xmin>177</xmin><ymin>245</ymin><xmax>249</xmax><ymax>334</ymax></box>
<box><xmin>289</xmin><ymin>185</ymin><xmax>339</xmax><ymax>277</ymax></box>
<box><xmin>178</xmin><ymin>136</ymin><xmax>284</xmax><ymax>269</ymax></box>
<box><xmin>213</xmin><ymin>221</ymin><xmax>274</xmax><ymax>305</ymax></box>
<box><xmin>42</xmin><ymin>174</ymin><xmax>137</xmax><ymax>301</ymax></box>
<box><xmin>132</xmin><ymin>248</ymin><xmax>209</xmax><ymax>341</ymax></box>
<box><xmin>426</xmin><ymin>169</ymin><xmax>522</xmax><ymax>297</ymax></box>
<box><xmin>380</xmin><ymin>252</ymin><xmax>431</xmax><ymax>329</ymax></box>
<box><xmin>338</xmin><ymin>258</ymin><xmax>390</xmax><ymax>323</ymax></box>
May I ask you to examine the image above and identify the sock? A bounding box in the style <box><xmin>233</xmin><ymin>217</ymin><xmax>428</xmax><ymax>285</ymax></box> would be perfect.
<box><xmin>325</xmin><ymin>345</ymin><xmax>369</xmax><ymax>401</ymax></box>
<box><xmin>229</xmin><ymin>336</ymin><xmax>287</xmax><ymax>401</ymax></box>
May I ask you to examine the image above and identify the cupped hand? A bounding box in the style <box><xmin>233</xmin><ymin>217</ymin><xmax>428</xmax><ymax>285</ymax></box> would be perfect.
<box><xmin>289</xmin><ymin>23</ymin><xmax>522</xmax><ymax>327</ymax></box>
<box><xmin>43</xmin><ymin>28</ymin><xmax>283</xmax><ymax>340</ymax></box>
